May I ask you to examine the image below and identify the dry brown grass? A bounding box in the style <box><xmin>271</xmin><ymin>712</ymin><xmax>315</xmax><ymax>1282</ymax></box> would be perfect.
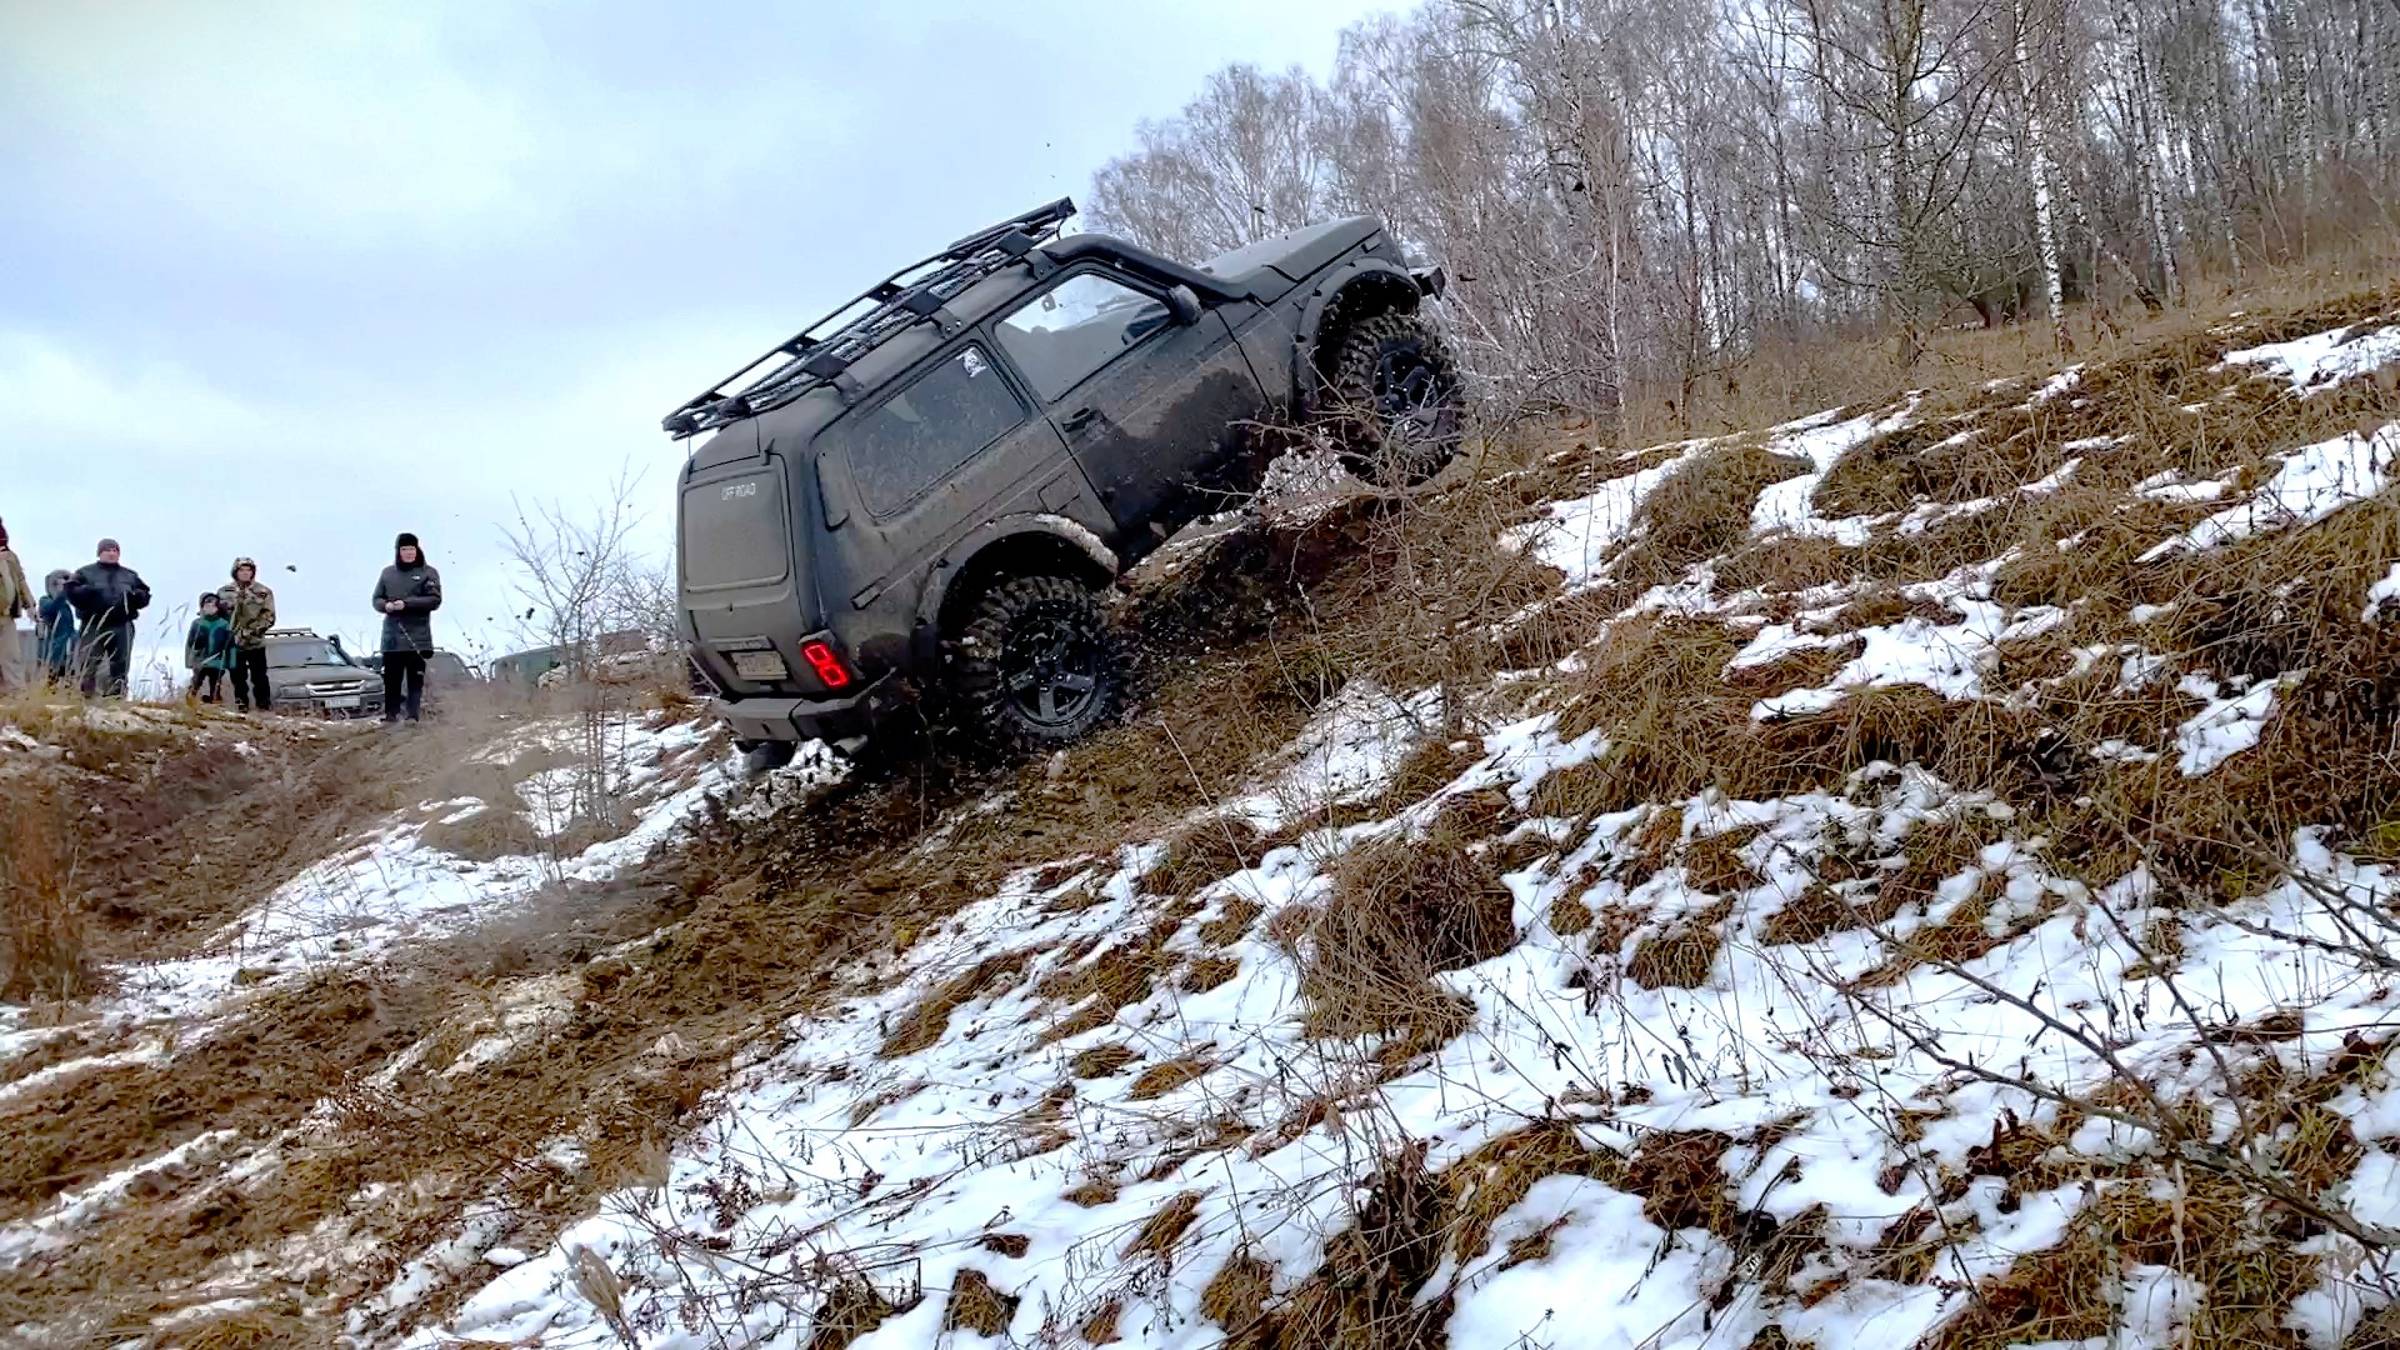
<box><xmin>1125</xmin><ymin>1190</ymin><xmax>1204</xmax><ymax>1264</ymax></box>
<box><xmin>0</xmin><ymin>785</ymin><xmax>93</xmax><ymax>1002</ymax></box>
<box><xmin>880</xmin><ymin>951</ymin><xmax>1030</xmax><ymax>1058</ymax></box>
<box><xmin>1296</xmin><ymin>826</ymin><xmax>1516</xmax><ymax>1039</ymax></box>
<box><xmin>1626</xmin><ymin>901</ymin><xmax>1733</xmax><ymax>990</ymax></box>
<box><xmin>1615</xmin><ymin>444</ymin><xmax>1813</xmax><ymax>589</ymax></box>
<box><xmin>941</xmin><ymin>1267</ymin><xmax>1017</xmax><ymax>1337</ymax></box>
<box><xmin>1069</xmin><ymin>1044</ymin><xmax>1138</xmax><ymax>1079</ymax></box>
<box><xmin>1128</xmin><ymin>1055</ymin><xmax>1216</xmax><ymax>1101</ymax></box>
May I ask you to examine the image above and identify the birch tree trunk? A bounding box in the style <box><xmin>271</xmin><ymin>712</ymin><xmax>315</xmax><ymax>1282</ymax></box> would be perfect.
<box><xmin>2015</xmin><ymin>0</ymin><xmax>2071</xmax><ymax>352</ymax></box>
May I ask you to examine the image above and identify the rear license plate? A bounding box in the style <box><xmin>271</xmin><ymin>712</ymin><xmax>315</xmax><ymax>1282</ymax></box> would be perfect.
<box><xmin>325</xmin><ymin>695</ymin><xmax>361</xmax><ymax>710</ymax></box>
<box><xmin>731</xmin><ymin>651</ymin><xmax>789</xmax><ymax>682</ymax></box>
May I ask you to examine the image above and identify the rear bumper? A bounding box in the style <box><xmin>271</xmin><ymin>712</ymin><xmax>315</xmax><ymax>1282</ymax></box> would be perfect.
<box><xmin>712</xmin><ymin>672</ymin><xmax>900</xmax><ymax>744</ymax></box>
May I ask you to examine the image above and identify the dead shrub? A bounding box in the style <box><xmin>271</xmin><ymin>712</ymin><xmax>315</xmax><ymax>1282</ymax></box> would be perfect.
<box><xmin>1549</xmin><ymin>617</ymin><xmax>1751</xmax><ymax>809</ymax></box>
<box><xmin>1299</xmin><ymin>827</ymin><xmax>1516</xmax><ymax>1038</ymax></box>
<box><xmin>0</xmin><ymin>786</ymin><xmax>94</xmax><ymax>1002</ymax></box>
<box><xmin>806</xmin><ymin>1275</ymin><xmax>910</xmax><ymax>1350</ymax></box>
<box><xmin>1267</xmin><ymin>1147</ymin><xmax>1450</xmax><ymax>1349</ymax></box>
<box><xmin>1627</xmin><ymin>901</ymin><xmax>1732</xmax><ymax>990</ymax></box>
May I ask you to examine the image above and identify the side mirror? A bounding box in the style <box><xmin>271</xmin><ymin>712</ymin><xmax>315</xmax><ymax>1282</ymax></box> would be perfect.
<box><xmin>1165</xmin><ymin>284</ymin><xmax>1203</xmax><ymax>326</ymax></box>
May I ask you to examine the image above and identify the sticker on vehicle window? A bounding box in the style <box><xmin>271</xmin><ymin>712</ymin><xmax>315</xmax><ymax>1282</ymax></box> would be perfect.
<box><xmin>960</xmin><ymin>348</ymin><xmax>988</xmax><ymax>379</ymax></box>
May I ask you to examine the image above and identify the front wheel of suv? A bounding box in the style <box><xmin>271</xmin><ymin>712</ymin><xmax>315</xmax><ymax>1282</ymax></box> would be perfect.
<box><xmin>951</xmin><ymin>575</ymin><xmax>1125</xmax><ymax>752</ymax></box>
<box><xmin>1323</xmin><ymin>310</ymin><xmax>1465</xmax><ymax>488</ymax></box>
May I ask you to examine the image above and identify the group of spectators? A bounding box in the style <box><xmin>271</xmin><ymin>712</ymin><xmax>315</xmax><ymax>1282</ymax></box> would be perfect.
<box><xmin>0</xmin><ymin>523</ymin><xmax>447</xmax><ymax>725</ymax></box>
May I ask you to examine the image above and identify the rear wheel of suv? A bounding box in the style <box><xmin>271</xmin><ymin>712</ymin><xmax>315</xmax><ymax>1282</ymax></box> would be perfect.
<box><xmin>951</xmin><ymin>576</ymin><xmax>1124</xmax><ymax>752</ymax></box>
<box><xmin>1324</xmin><ymin>310</ymin><xmax>1464</xmax><ymax>487</ymax></box>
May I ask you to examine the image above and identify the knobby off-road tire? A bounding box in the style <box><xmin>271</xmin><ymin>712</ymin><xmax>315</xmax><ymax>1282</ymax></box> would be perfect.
<box><xmin>951</xmin><ymin>575</ymin><xmax>1125</xmax><ymax>753</ymax></box>
<box><xmin>1323</xmin><ymin>309</ymin><xmax>1465</xmax><ymax>488</ymax></box>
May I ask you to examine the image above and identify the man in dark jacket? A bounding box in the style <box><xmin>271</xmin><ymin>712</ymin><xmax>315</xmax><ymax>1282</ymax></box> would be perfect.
<box><xmin>66</xmin><ymin>538</ymin><xmax>151</xmax><ymax>698</ymax></box>
<box><xmin>372</xmin><ymin>531</ymin><xmax>442</xmax><ymax>723</ymax></box>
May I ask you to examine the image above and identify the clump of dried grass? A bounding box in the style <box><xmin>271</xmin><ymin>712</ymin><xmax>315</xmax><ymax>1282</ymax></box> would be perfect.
<box><xmin>1615</xmin><ymin>444</ymin><xmax>1813</xmax><ymax>589</ymax></box>
<box><xmin>941</xmin><ymin>1267</ymin><xmax>1018</xmax><ymax>1337</ymax></box>
<box><xmin>1626</xmin><ymin>901</ymin><xmax>1732</xmax><ymax>990</ymax></box>
<box><xmin>1295</xmin><ymin>827</ymin><xmax>1516</xmax><ymax>1039</ymax></box>
<box><xmin>0</xmin><ymin>786</ymin><xmax>95</xmax><ymax>1002</ymax></box>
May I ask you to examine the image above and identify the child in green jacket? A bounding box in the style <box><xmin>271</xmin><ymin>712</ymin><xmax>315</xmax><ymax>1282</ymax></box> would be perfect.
<box><xmin>185</xmin><ymin>593</ymin><xmax>235</xmax><ymax>703</ymax></box>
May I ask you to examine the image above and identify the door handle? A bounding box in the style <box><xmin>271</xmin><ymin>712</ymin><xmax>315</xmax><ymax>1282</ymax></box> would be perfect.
<box><xmin>1060</xmin><ymin>407</ymin><xmax>1098</xmax><ymax>433</ymax></box>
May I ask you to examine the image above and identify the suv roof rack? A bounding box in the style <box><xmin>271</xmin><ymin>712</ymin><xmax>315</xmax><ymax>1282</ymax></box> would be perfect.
<box><xmin>662</xmin><ymin>198</ymin><xmax>1079</xmax><ymax>439</ymax></box>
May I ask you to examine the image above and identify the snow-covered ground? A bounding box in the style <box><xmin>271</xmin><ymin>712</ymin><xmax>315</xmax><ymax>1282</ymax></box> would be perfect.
<box><xmin>407</xmin><ymin>315</ymin><xmax>2400</xmax><ymax>1349</ymax></box>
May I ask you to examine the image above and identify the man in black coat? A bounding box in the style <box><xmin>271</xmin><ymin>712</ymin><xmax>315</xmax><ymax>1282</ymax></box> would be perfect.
<box><xmin>371</xmin><ymin>531</ymin><xmax>443</xmax><ymax>723</ymax></box>
<box><xmin>65</xmin><ymin>538</ymin><xmax>151</xmax><ymax>698</ymax></box>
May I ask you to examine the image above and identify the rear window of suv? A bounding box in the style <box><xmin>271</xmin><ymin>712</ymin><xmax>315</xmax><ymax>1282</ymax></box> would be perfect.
<box><xmin>847</xmin><ymin>345</ymin><xmax>1027</xmax><ymax>515</ymax></box>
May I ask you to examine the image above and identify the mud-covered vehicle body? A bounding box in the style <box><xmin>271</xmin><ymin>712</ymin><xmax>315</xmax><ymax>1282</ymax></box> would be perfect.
<box><xmin>667</xmin><ymin>198</ymin><xmax>1457</xmax><ymax>754</ymax></box>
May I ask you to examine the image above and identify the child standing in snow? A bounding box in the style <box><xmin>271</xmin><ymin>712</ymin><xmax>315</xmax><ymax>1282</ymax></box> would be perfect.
<box><xmin>185</xmin><ymin>593</ymin><xmax>234</xmax><ymax>703</ymax></box>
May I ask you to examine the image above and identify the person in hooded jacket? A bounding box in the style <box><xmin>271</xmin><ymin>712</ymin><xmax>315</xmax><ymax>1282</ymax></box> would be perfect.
<box><xmin>66</xmin><ymin>538</ymin><xmax>151</xmax><ymax>698</ymax></box>
<box><xmin>0</xmin><ymin>519</ymin><xmax>31</xmax><ymax>689</ymax></box>
<box><xmin>36</xmin><ymin>570</ymin><xmax>76</xmax><ymax>686</ymax></box>
<box><xmin>371</xmin><ymin>531</ymin><xmax>442</xmax><ymax>723</ymax></box>
<box><xmin>217</xmin><ymin>557</ymin><xmax>278</xmax><ymax>712</ymax></box>
<box><xmin>184</xmin><ymin>593</ymin><xmax>234</xmax><ymax>703</ymax></box>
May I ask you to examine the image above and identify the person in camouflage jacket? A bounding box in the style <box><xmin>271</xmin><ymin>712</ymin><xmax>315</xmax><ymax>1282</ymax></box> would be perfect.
<box><xmin>217</xmin><ymin>557</ymin><xmax>278</xmax><ymax>713</ymax></box>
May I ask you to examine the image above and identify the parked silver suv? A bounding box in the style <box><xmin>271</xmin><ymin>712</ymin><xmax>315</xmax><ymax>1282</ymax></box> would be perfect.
<box><xmin>262</xmin><ymin>628</ymin><xmax>383</xmax><ymax>717</ymax></box>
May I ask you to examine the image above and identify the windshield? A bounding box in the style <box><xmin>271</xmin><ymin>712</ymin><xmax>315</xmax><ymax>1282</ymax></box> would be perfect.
<box><xmin>266</xmin><ymin>639</ymin><xmax>355</xmax><ymax>670</ymax></box>
<box><xmin>427</xmin><ymin>653</ymin><xmax>472</xmax><ymax>679</ymax></box>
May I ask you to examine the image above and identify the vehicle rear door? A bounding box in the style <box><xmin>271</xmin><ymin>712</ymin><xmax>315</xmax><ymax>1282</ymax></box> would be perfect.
<box><xmin>991</xmin><ymin>269</ymin><xmax>1264</xmax><ymax>549</ymax></box>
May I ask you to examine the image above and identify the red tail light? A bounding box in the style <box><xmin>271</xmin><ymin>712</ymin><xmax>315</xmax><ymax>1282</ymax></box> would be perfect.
<box><xmin>799</xmin><ymin>639</ymin><xmax>852</xmax><ymax>690</ymax></box>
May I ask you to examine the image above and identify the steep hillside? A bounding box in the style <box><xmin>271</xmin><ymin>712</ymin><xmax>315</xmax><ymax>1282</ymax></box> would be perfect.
<box><xmin>6</xmin><ymin>289</ymin><xmax>2400</xmax><ymax>1349</ymax></box>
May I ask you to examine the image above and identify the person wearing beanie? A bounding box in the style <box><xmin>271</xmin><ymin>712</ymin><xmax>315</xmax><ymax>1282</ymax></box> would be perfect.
<box><xmin>217</xmin><ymin>556</ymin><xmax>279</xmax><ymax>712</ymax></box>
<box><xmin>65</xmin><ymin>538</ymin><xmax>151</xmax><ymax>698</ymax></box>
<box><xmin>36</xmin><ymin>569</ymin><xmax>76</xmax><ymax>686</ymax></box>
<box><xmin>0</xmin><ymin>519</ymin><xmax>30</xmax><ymax>689</ymax></box>
<box><xmin>371</xmin><ymin>531</ymin><xmax>442</xmax><ymax>723</ymax></box>
<box><xmin>184</xmin><ymin>593</ymin><xmax>234</xmax><ymax>704</ymax></box>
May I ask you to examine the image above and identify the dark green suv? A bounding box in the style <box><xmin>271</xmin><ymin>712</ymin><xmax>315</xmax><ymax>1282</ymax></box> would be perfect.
<box><xmin>668</xmin><ymin>198</ymin><xmax>1460</xmax><ymax>760</ymax></box>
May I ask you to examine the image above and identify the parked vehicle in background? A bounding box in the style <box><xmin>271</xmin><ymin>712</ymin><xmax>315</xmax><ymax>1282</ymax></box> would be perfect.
<box><xmin>261</xmin><ymin>628</ymin><xmax>382</xmax><ymax>717</ymax></box>
<box><xmin>666</xmin><ymin>197</ymin><xmax>1460</xmax><ymax>763</ymax></box>
<box><xmin>364</xmin><ymin>650</ymin><xmax>479</xmax><ymax>683</ymax></box>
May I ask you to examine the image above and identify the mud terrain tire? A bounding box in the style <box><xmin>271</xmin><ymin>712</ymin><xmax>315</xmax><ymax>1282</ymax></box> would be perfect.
<box><xmin>951</xmin><ymin>576</ymin><xmax>1124</xmax><ymax>752</ymax></box>
<box><xmin>1324</xmin><ymin>310</ymin><xmax>1464</xmax><ymax>487</ymax></box>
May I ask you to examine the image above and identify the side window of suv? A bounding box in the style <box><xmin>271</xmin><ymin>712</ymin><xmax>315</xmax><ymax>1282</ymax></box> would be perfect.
<box><xmin>995</xmin><ymin>272</ymin><xmax>1173</xmax><ymax>402</ymax></box>
<box><xmin>848</xmin><ymin>345</ymin><xmax>1028</xmax><ymax>516</ymax></box>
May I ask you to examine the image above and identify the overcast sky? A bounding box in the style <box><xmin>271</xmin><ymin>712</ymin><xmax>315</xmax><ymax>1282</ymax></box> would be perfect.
<box><xmin>0</xmin><ymin>0</ymin><xmax>1384</xmax><ymax>681</ymax></box>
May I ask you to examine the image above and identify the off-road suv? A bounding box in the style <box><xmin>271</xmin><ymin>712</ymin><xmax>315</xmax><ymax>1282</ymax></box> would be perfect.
<box><xmin>667</xmin><ymin>198</ymin><xmax>1460</xmax><ymax>760</ymax></box>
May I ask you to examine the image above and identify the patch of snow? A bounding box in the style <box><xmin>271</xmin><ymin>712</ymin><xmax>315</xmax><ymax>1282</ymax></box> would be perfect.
<box><xmin>1276</xmin><ymin>680</ymin><xmax>1445</xmax><ymax>811</ymax></box>
<box><xmin>2031</xmin><ymin>364</ymin><xmax>2084</xmax><ymax>403</ymax></box>
<box><xmin>1752</xmin><ymin>400</ymin><xmax>1920</xmax><ymax>541</ymax></box>
<box><xmin>2362</xmin><ymin>562</ymin><xmax>2400</xmax><ymax>622</ymax></box>
<box><xmin>2220</xmin><ymin>322</ymin><xmax>2400</xmax><ymax>396</ymax></box>
<box><xmin>101</xmin><ymin>715</ymin><xmax>732</xmax><ymax>1022</ymax></box>
<box><xmin>1509</xmin><ymin>443</ymin><xmax>1704</xmax><ymax>586</ymax></box>
<box><xmin>2139</xmin><ymin>424</ymin><xmax>2400</xmax><ymax>560</ymax></box>
<box><xmin>1753</xmin><ymin>599</ymin><xmax>2066</xmax><ymax>718</ymax></box>
<box><xmin>0</xmin><ymin>1129</ymin><xmax>242</xmax><ymax>1263</ymax></box>
<box><xmin>2173</xmin><ymin>673</ymin><xmax>2292</xmax><ymax>776</ymax></box>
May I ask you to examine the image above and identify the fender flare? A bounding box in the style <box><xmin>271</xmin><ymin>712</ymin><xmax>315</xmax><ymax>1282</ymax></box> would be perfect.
<box><xmin>1292</xmin><ymin>259</ymin><xmax>1424</xmax><ymax>411</ymax></box>
<box><xmin>909</xmin><ymin>513</ymin><xmax>1122</xmax><ymax>666</ymax></box>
